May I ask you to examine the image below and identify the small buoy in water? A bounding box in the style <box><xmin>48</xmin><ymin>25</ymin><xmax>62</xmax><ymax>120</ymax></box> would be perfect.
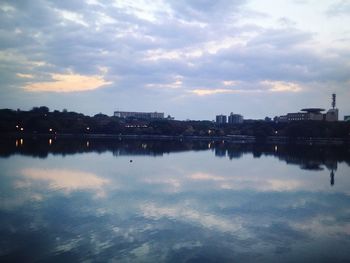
<box><xmin>130</xmin><ymin>160</ymin><xmax>133</xmax><ymax>163</ymax></box>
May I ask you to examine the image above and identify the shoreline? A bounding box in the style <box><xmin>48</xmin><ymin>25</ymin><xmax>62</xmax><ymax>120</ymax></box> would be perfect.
<box><xmin>1</xmin><ymin>133</ymin><xmax>349</xmax><ymax>145</ymax></box>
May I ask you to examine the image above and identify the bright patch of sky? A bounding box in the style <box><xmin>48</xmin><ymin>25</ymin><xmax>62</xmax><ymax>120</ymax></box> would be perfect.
<box><xmin>243</xmin><ymin>0</ymin><xmax>350</xmax><ymax>49</ymax></box>
<box><xmin>112</xmin><ymin>0</ymin><xmax>172</xmax><ymax>22</ymax></box>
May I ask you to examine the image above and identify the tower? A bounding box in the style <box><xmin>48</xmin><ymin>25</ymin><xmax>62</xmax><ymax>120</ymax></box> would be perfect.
<box><xmin>325</xmin><ymin>93</ymin><xmax>338</xmax><ymax>121</ymax></box>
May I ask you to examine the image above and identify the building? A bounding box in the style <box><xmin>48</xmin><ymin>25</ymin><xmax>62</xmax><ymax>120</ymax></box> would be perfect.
<box><xmin>216</xmin><ymin>115</ymin><xmax>227</xmax><ymax>124</ymax></box>
<box><xmin>114</xmin><ymin>111</ymin><xmax>164</xmax><ymax>119</ymax></box>
<box><xmin>275</xmin><ymin>115</ymin><xmax>288</xmax><ymax>122</ymax></box>
<box><xmin>285</xmin><ymin>112</ymin><xmax>310</xmax><ymax>121</ymax></box>
<box><xmin>344</xmin><ymin>116</ymin><xmax>350</xmax><ymax>122</ymax></box>
<box><xmin>325</xmin><ymin>109</ymin><xmax>339</xmax><ymax>122</ymax></box>
<box><xmin>276</xmin><ymin>94</ymin><xmax>339</xmax><ymax>122</ymax></box>
<box><xmin>300</xmin><ymin>108</ymin><xmax>324</xmax><ymax>121</ymax></box>
<box><xmin>325</xmin><ymin>94</ymin><xmax>339</xmax><ymax>121</ymax></box>
<box><xmin>278</xmin><ymin>108</ymin><xmax>324</xmax><ymax>122</ymax></box>
<box><xmin>228</xmin><ymin>113</ymin><xmax>243</xmax><ymax>124</ymax></box>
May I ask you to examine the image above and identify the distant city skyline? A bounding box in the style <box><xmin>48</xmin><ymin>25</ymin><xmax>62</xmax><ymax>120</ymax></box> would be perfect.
<box><xmin>0</xmin><ymin>0</ymin><xmax>349</xmax><ymax>120</ymax></box>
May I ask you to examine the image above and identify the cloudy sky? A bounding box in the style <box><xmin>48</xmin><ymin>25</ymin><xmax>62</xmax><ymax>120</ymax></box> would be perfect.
<box><xmin>0</xmin><ymin>0</ymin><xmax>349</xmax><ymax>120</ymax></box>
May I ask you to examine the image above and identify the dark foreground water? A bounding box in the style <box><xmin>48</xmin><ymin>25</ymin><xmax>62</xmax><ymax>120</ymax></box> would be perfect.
<box><xmin>1</xmin><ymin>138</ymin><xmax>350</xmax><ymax>263</ymax></box>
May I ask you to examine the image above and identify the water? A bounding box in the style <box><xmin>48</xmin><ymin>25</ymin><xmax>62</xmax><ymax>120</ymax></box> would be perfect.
<box><xmin>1</xmin><ymin>138</ymin><xmax>350</xmax><ymax>262</ymax></box>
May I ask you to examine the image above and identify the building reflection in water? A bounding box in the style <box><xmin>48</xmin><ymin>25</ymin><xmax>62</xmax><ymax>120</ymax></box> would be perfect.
<box><xmin>326</xmin><ymin>161</ymin><xmax>337</xmax><ymax>187</ymax></box>
<box><xmin>330</xmin><ymin>170</ymin><xmax>335</xmax><ymax>186</ymax></box>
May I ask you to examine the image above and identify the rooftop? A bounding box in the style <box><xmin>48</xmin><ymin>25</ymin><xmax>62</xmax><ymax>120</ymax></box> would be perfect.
<box><xmin>301</xmin><ymin>108</ymin><xmax>325</xmax><ymax>113</ymax></box>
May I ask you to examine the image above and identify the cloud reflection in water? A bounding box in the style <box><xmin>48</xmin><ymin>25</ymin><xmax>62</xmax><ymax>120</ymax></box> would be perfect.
<box><xmin>141</xmin><ymin>203</ymin><xmax>243</xmax><ymax>234</ymax></box>
<box><xmin>1</xmin><ymin>142</ymin><xmax>350</xmax><ymax>262</ymax></box>
<box><xmin>19</xmin><ymin>168</ymin><xmax>109</xmax><ymax>198</ymax></box>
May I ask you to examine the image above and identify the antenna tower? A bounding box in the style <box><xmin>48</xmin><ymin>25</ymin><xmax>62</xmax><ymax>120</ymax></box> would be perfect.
<box><xmin>332</xmin><ymin>94</ymin><xmax>336</xmax><ymax>109</ymax></box>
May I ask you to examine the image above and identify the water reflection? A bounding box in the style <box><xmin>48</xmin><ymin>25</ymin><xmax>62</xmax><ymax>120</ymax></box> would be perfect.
<box><xmin>330</xmin><ymin>169</ymin><xmax>335</xmax><ymax>186</ymax></box>
<box><xmin>141</xmin><ymin>203</ymin><xmax>243</xmax><ymax>234</ymax></box>
<box><xmin>1</xmin><ymin>138</ymin><xmax>348</xmax><ymax>180</ymax></box>
<box><xmin>0</xmin><ymin>139</ymin><xmax>350</xmax><ymax>262</ymax></box>
<box><xmin>20</xmin><ymin>168</ymin><xmax>109</xmax><ymax>197</ymax></box>
<box><xmin>1</xmin><ymin>138</ymin><xmax>349</xmax><ymax>164</ymax></box>
<box><xmin>15</xmin><ymin>138</ymin><xmax>24</xmax><ymax>147</ymax></box>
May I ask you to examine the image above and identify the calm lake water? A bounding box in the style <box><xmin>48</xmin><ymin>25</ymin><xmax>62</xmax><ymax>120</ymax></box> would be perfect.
<box><xmin>1</xmin><ymin>138</ymin><xmax>350</xmax><ymax>262</ymax></box>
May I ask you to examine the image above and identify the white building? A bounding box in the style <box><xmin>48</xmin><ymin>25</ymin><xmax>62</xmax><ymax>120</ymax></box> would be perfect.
<box><xmin>114</xmin><ymin>111</ymin><xmax>164</xmax><ymax>119</ymax></box>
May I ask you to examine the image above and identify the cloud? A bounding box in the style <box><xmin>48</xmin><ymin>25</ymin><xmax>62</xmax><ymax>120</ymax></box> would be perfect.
<box><xmin>56</xmin><ymin>9</ymin><xmax>89</xmax><ymax>27</ymax></box>
<box><xmin>0</xmin><ymin>3</ymin><xmax>15</xmax><ymax>13</ymax></box>
<box><xmin>146</xmin><ymin>75</ymin><xmax>183</xmax><ymax>89</ymax></box>
<box><xmin>327</xmin><ymin>1</ymin><xmax>350</xmax><ymax>16</ymax></box>
<box><xmin>261</xmin><ymin>80</ymin><xmax>302</xmax><ymax>92</ymax></box>
<box><xmin>247</xmin><ymin>28</ymin><xmax>312</xmax><ymax>48</ymax></box>
<box><xmin>190</xmin><ymin>88</ymin><xmax>236</xmax><ymax>96</ymax></box>
<box><xmin>23</xmin><ymin>72</ymin><xmax>112</xmax><ymax>92</ymax></box>
<box><xmin>189</xmin><ymin>80</ymin><xmax>302</xmax><ymax>96</ymax></box>
<box><xmin>222</xmin><ymin>80</ymin><xmax>240</xmax><ymax>86</ymax></box>
<box><xmin>168</xmin><ymin>0</ymin><xmax>247</xmax><ymax>22</ymax></box>
<box><xmin>0</xmin><ymin>0</ymin><xmax>350</xmax><ymax>118</ymax></box>
<box><xmin>16</xmin><ymin>73</ymin><xmax>34</xmax><ymax>79</ymax></box>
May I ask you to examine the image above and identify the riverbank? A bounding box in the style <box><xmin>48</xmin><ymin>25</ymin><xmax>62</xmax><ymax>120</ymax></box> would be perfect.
<box><xmin>1</xmin><ymin>133</ymin><xmax>349</xmax><ymax>145</ymax></box>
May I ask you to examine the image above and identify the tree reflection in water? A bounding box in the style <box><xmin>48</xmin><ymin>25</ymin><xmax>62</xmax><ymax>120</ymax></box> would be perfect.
<box><xmin>1</xmin><ymin>137</ymin><xmax>348</xmax><ymax>170</ymax></box>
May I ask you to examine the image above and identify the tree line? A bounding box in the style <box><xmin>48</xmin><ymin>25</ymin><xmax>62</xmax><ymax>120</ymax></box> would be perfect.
<box><xmin>0</xmin><ymin>107</ymin><xmax>350</xmax><ymax>138</ymax></box>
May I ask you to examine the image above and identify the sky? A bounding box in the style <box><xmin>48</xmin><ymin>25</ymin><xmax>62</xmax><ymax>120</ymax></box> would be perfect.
<box><xmin>0</xmin><ymin>0</ymin><xmax>349</xmax><ymax>120</ymax></box>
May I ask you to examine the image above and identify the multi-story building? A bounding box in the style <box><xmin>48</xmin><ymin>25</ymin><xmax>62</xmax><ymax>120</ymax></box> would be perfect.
<box><xmin>275</xmin><ymin>115</ymin><xmax>288</xmax><ymax>122</ymax></box>
<box><xmin>285</xmin><ymin>112</ymin><xmax>309</xmax><ymax>121</ymax></box>
<box><xmin>228</xmin><ymin>113</ymin><xmax>243</xmax><ymax>124</ymax></box>
<box><xmin>216</xmin><ymin>115</ymin><xmax>227</xmax><ymax>124</ymax></box>
<box><xmin>278</xmin><ymin>110</ymin><xmax>338</xmax><ymax>122</ymax></box>
<box><xmin>276</xmin><ymin>94</ymin><xmax>339</xmax><ymax>122</ymax></box>
<box><xmin>114</xmin><ymin>111</ymin><xmax>164</xmax><ymax>119</ymax></box>
<box><xmin>281</xmin><ymin>108</ymin><xmax>324</xmax><ymax>121</ymax></box>
<box><xmin>277</xmin><ymin>109</ymin><xmax>324</xmax><ymax>122</ymax></box>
